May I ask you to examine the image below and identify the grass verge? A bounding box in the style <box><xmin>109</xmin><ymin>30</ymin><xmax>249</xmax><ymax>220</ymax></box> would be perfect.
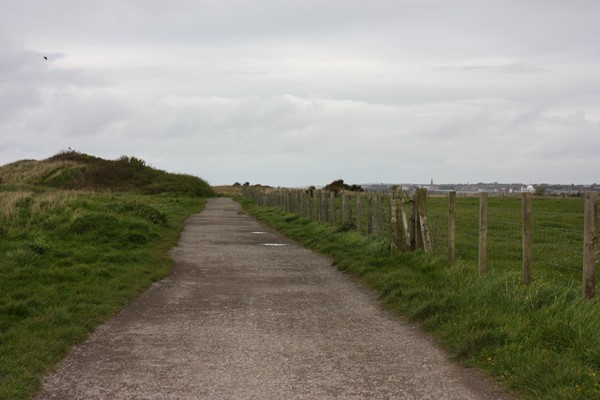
<box><xmin>240</xmin><ymin>198</ymin><xmax>600</xmax><ymax>400</ymax></box>
<box><xmin>0</xmin><ymin>189</ymin><xmax>205</xmax><ymax>400</ymax></box>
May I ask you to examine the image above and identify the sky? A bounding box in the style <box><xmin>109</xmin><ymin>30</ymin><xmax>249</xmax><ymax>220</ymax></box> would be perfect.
<box><xmin>1</xmin><ymin>0</ymin><xmax>599</xmax><ymax>187</ymax></box>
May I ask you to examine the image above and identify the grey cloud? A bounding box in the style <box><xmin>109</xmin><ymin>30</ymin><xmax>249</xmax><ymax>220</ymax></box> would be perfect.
<box><xmin>1</xmin><ymin>1</ymin><xmax>600</xmax><ymax>186</ymax></box>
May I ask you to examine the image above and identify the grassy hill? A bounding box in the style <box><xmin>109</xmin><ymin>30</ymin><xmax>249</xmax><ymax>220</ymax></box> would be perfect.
<box><xmin>0</xmin><ymin>151</ymin><xmax>212</xmax><ymax>399</ymax></box>
<box><xmin>0</xmin><ymin>151</ymin><xmax>214</xmax><ymax>197</ymax></box>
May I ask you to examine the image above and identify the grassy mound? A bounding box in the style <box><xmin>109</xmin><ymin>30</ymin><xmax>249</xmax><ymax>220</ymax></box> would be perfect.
<box><xmin>0</xmin><ymin>189</ymin><xmax>206</xmax><ymax>399</ymax></box>
<box><xmin>0</xmin><ymin>151</ymin><xmax>214</xmax><ymax>197</ymax></box>
<box><xmin>0</xmin><ymin>151</ymin><xmax>212</xmax><ymax>398</ymax></box>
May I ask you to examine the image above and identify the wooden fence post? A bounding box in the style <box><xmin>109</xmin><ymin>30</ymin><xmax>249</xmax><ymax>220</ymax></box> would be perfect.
<box><xmin>372</xmin><ymin>193</ymin><xmax>379</xmax><ymax>238</ymax></box>
<box><xmin>291</xmin><ymin>190</ymin><xmax>295</xmax><ymax>212</ymax></box>
<box><xmin>356</xmin><ymin>194</ymin><xmax>362</xmax><ymax>233</ymax></box>
<box><xmin>296</xmin><ymin>190</ymin><xmax>300</xmax><ymax>215</ymax></box>
<box><xmin>522</xmin><ymin>192</ymin><xmax>533</xmax><ymax>285</ymax></box>
<box><xmin>367</xmin><ymin>193</ymin><xmax>373</xmax><ymax>235</ymax></box>
<box><xmin>583</xmin><ymin>191</ymin><xmax>597</xmax><ymax>300</ymax></box>
<box><xmin>312</xmin><ymin>190</ymin><xmax>316</xmax><ymax>219</ymax></box>
<box><xmin>380</xmin><ymin>194</ymin><xmax>386</xmax><ymax>238</ymax></box>
<box><xmin>330</xmin><ymin>191</ymin><xmax>336</xmax><ymax>226</ymax></box>
<box><xmin>410</xmin><ymin>194</ymin><xmax>417</xmax><ymax>250</ymax></box>
<box><xmin>448</xmin><ymin>191</ymin><xmax>456</xmax><ymax>263</ymax></box>
<box><xmin>390</xmin><ymin>186</ymin><xmax>401</xmax><ymax>253</ymax></box>
<box><xmin>340</xmin><ymin>192</ymin><xmax>346</xmax><ymax>225</ymax></box>
<box><xmin>416</xmin><ymin>188</ymin><xmax>432</xmax><ymax>251</ymax></box>
<box><xmin>346</xmin><ymin>192</ymin><xmax>352</xmax><ymax>223</ymax></box>
<box><xmin>319</xmin><ymin>190</ymin><xmax>325</xmax><ymax>223</ymax></box>
<box><xmin>400</xmin><ymin>195</ymin><xmax>411</xmax><ymax>250</ymax></box>
<box><xmin>279</xmin><ymin>189</ymin><xmax>283</xmax><ymax>210</ymax></box>
<box><xmin>478</xmin><ymin>192</ymin><xmax>488</xmax><ymax>275</ymax></box>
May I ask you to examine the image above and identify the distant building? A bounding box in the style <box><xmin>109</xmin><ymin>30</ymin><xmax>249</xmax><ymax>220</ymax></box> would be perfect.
<box><xmin>521</xmin><ymin>185</ymin><xmax>535</xmax><ymax>193</ymax></box>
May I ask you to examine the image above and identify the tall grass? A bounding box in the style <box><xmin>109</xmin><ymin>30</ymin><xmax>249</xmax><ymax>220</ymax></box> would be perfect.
<box><xmin>240</xmin><ymin>198</ymin><xmax>600</xmax><ymax>399</ymax></box>
<box><xmin>0</xmin><ymin>188</ymin><xmax>205</xmax><ymax>400</ymax></box>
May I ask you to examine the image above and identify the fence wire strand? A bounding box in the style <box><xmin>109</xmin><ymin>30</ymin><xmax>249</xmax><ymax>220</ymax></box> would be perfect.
<box><xmin>246</xmin><ymin>189</ymin><xmax>597</xmax><ymax>290</ymax></box>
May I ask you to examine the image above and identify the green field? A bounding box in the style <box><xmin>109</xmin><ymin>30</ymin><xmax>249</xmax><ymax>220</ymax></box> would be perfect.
<box><xmin>427</xmin><ymin>195</ymin><xmax>589</xmax><ymax>284</ymax></box>
<box><xmin>251</xmin><ymin>189</ymin><xmax>594</xmax><ymax>287</ymax></box>
<box><xmin>241</xmin><ymin>194</ymin><xmax>600</xmax><ymax>399</ymax></box>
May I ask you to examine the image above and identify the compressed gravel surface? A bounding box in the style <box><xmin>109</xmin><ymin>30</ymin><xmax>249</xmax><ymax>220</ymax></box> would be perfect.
<box><xmin>36</xmin><ymin>198</ymin><xmax>511</xmax><ymax>399</ymax></box>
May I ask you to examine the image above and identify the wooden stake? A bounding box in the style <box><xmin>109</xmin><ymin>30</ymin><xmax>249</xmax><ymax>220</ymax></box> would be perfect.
<box><xmin>583</xmin><ymin>191</ymin><xmax>597</xmax><ymax>300</ymax></box>
<box><xmin>340</xmin><ymin>191</ymin><xmax>346</xmax><ymax>225</ymax></box>
<box><xmin>448</xmin><ymin>191</ymin><xmax>456</xmax><ymax>263</ymax></box>
<box><xmin>372</xmin><ymin>193</ymin><xmax>379</xmax><ymax>238</ymax></box>
<box><xmin>356</xmin><ymin>194</ymin><xmax>362</xmax><ymax>233</ymax></box>
<box><xmin>522</xmin><ymin>192</ymin><xmax>533</xmax><ymax>285</ymax></box>
<box><xmin>417</xmin><ymin>189</ymin><xmax>432</xmax><ymax>252</ymax></box>
<box><xmin>400</xmin><ymin>196</ymin><xmax>411</xmax><ymax>250</ymax></box>
<box><xmin>410</xmin><ymin>195</ymin><xmax>417</xmax><ymax>250</ymax></box>
<box><xmin>478</xmin><ymin>192</ymin><xmax>488</xmax><ymax>275</ymax></box>
<box><xmin>320</xmin><ymin>190</ymin><xmax>325</xmax><ymax>223</ymax></box>
<box><xmin>330</xmin><ymin>191</ymin><xmax>336</xmax><ymax>225</ymax></box>
<box><xmin>380</xmin><ymin>194</ymin><xmax>386</xmax><ymax>238</ymax></box>
<box><xmin>390</xmin><ymin>186</ymin><xmax>401</xmax><ymax>254</ymax></box>
<box><xmin>367</xmin><ymin>193</ymin><xmax>373</xmax><ymax>235</ymax></box>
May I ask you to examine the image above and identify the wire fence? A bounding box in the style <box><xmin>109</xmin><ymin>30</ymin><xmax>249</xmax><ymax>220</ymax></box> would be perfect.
<box><xmin>427</xmin><ymin>198</ymin><xmax>589</xmax><ymax>284</ymax></box>
<box><xmin>244</xmin><ymin>188</ymin><xmax>598</xmax><ymax>298</ymax></box>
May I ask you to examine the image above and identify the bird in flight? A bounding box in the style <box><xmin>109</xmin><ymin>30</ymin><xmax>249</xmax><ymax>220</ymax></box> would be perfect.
<box><xmin>43</xmin><ymin>56</ymin><xmax>48</xmax><ymax>60</ymax></box>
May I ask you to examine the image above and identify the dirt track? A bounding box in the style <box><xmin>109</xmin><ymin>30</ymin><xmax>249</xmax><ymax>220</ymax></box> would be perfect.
<box><xmin>36</xmin><ymin>197</ymin><xmax>511</xmax><ymax>399</ymax></box>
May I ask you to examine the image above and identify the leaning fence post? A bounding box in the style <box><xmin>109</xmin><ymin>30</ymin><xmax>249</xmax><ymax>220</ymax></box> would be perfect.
<box><xmin>478</xmin><ymin>192</ymin><xmax>488</xmax><ymax>275</ymax></box>
<box><xmin>583</xmin><ymin>191</ymin><xmax>598</xmax><ymax>300</ymax></box>
<box><xmin>522</xmin><ymin>192</ymin><xmax>533</xmax><ymax>285</ymax></box>
<box><xmin>448</xmin><ymin>191</ymin><xmax>456</xmax><ymax>263</ymax></box>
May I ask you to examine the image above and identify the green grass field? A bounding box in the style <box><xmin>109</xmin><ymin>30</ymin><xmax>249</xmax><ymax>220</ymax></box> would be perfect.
<box><xmin>241</xmin><ymin>196</ymin><xmax>600</xmax><ymax>399</ymax></box>
<box><xmin>427</xmin><ymin>195</ymin><xmax>589</xmax><ymax>284</ymax></box>
<box><xmin>252</xmin><ymin>189</ymin><xmax>594</xmax><ymax>286</ymax></box>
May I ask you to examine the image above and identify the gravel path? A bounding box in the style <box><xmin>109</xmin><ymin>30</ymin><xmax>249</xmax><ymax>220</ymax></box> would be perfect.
<box><xmin>36</xmin><ymin>198</ymin><xmax>511</xmax><ymax>399</ymax></box>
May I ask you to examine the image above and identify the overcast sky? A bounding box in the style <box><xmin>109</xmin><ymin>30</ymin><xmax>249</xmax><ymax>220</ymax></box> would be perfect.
<box><xmin>1</xmin><ymin>0</ymin><xmax>599</xmax><ymax>186</ymax></box>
